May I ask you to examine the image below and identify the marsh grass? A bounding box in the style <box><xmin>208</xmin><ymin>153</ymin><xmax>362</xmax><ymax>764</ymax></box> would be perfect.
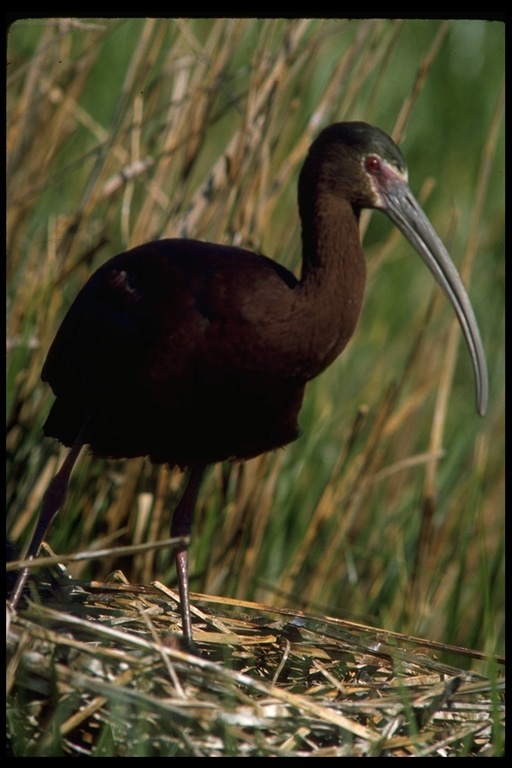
<box><xmin>7</xmin><ymin>18</ymin><xmax>504</xmax><ymax>756</ymax></box>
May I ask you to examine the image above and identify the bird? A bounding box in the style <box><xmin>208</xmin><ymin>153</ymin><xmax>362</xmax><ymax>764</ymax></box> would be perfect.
<box><xmin>9</xmin><ymin>122</ymin><xmax>488</xmax><ymax>647</ymax></box>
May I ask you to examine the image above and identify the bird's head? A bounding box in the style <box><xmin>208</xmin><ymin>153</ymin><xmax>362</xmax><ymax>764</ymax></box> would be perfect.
<box><xmin>300</xmin><ymin>121</ymin><xmax>488</xmax><ymax>416</ymax></box>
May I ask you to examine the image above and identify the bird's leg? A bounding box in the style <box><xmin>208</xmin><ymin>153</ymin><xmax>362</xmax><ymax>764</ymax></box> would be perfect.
<box><xmin>171</xmin><ymin>464</ymin><xmax>206</xmax><ymax>648</ymax></box>
<box><xmin>9</xmin><ymin>428</ymin><xmax>86</xmax><ymax>610</ymax></box>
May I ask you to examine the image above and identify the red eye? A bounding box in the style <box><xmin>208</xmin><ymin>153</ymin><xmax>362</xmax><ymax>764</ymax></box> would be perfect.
<box><xmin>365</xmin><ymin>155</ymin><xmax>381</xmax><ymax>174</ymax></box>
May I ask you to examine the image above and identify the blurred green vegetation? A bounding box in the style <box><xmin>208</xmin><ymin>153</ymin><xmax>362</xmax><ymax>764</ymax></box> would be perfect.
<box><xmin>7</xmin><ymin>18</ymin><xmax>504</xmax><ymax>662</ymax></box>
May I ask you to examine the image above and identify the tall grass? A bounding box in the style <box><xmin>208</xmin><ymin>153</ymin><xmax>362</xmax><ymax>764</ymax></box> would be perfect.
<box><xmin>7</xmin><ymin>18</ymin><xmax>504</xmax><ymax>661</ymax></box>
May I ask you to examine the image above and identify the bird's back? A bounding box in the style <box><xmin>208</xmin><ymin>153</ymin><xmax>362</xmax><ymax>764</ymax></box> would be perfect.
<box><xmin>42</xmin><ymin>238</ymin><xmax>306</xmax><ymax>466</ymax></box>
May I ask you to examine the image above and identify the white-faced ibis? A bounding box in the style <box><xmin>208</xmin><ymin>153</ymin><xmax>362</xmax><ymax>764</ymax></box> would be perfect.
<box><xmin>10</xmin><ymin>122</ymin><xmax>488</xmax><ymax>646</ymax></box>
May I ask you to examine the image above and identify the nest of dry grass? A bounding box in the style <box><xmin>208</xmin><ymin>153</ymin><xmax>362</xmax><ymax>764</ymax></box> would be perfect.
<box><xmin>7</xmin><ymin>548</ymin><xmax>504</xmax><ymax>757</ymax></box>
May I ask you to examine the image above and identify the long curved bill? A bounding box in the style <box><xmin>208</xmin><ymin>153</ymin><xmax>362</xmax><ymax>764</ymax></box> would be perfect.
<box><xmin>382</xmin><ymin>181</ymin><xmax>488</xmax><ymax>416</ymax></box>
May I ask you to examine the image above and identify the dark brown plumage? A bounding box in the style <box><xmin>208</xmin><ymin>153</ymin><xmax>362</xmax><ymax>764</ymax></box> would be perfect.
<box><xmin>10</xmin><ymin>122</ymin><xmax>488</xmax><ymax>647</ymax></box>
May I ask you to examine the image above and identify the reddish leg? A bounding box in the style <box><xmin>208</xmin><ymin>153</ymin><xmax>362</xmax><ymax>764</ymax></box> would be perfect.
<box><xmin>171</xmin><ymin>464</ymin><xmax>206</xmax><ymax>648</ymax></box>
<box><xmin>9</xmin><ymin>433</ymin><xmax>85</xmax><ymax>609</ymax></box>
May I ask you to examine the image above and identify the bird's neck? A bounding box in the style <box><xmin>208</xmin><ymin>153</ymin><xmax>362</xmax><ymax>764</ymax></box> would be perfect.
<box><xmin>295</xmin><ymin>190</ymin><xmax>367</xmax><ymax>378</ymax></box>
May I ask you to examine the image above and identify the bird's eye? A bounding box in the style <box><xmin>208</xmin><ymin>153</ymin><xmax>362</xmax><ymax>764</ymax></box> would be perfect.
<box><xmin>365</xmin><ymin>155</ymin><xmax>381</xmax><ymax>175</ymax></box>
